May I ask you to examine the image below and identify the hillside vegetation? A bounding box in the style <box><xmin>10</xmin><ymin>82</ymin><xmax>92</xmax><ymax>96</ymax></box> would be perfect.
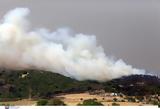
<box><xmin>0</xmin><ymin>69</ymin><xmax>159</xmax><ymax>101</ymax></box>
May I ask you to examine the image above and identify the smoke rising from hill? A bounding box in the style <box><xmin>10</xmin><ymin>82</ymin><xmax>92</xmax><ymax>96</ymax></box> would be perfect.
<box><xmin>0</xmin><ymin>8</ymin><xmax>145</xmax><ymax>81</ymax></box>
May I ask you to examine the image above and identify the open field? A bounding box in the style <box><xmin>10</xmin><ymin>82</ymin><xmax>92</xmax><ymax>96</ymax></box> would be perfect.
<box><xmin>0</xmin><ymin>99</ymin><xmax>37</xmax><ymax>106</ymax></box>
<box><xmin>56</xmin><ymin>92</ymin><xmax>152</xmax><ymax>106</ymax></box>
<box><xmin>0</xmin><ymin>92</ymin><xmax>154</xmax><ymax>106</ymax></box>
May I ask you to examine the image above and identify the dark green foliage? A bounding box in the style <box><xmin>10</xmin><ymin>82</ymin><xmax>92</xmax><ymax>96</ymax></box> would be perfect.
<box><xmin>77</xmin><ymin>99</ymin><xmax>103</xmax><ymax>106</ymax></box>
<box><xmin>37</xmin><ymin>99</ymin><xmax>48</xmax><ymax>105</ymax></box>
<box><xmin>0</xmin><ymin>69</ymin><xmax>104</xmax><ymax>101</ymax></box>
<box><xmin>151</xmin><ymin>100</ymin><xmax>160</xmax><ymax>107</ymax></box>
<box><xmin>37</xmin><ymin>98</ymin><xmax>66</xmax><ymax>106</ymax></box>
<box><xmin>103</xmin><ymin>75</ymin><xmax>160</xmax><ymax>96</ymax></box>
<box><xmin>0</xmin><ymin>69</ymin><xmax>159</xmax><ymax>101</ymax></box>
<box><xmin>0</xmin><ymin>70</ymin><xmax>29</xmax><ymax>100</ymax></box>
<box><xmin>47</xmin><ymin>98</ymin><xmax>66</xmax><ymax>106</ymax></box>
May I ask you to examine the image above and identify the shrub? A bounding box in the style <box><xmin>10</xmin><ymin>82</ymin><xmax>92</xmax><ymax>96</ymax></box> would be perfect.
<box><xmin>113</xmin><ymin>98</ymin><xmax>118</xmax><ymax>102</ymax></box>
<box><xmin>135</xmin><ymin>96</ymin><xmax>144</xmax><ymax>102</ymax></box>
<box><xmin>37</xmin><ymin>99</ymin><xmax>48</xmax><ymax>105</ymax></box>
<box><xmin>47</xmin><ymin>98</ymin><xmax>66</xmax><ymax>106</ymax></box>
<box><xmin>77</xmin><ymin>99</ymin><xmax>103</xmax><ymax>106</ymax></box>
<box><xmin>80</xmin><ymin>98</ymin><xmax>83</xmax><ymax>101</ymax></box>
<box><xmin>121</xmin><ymin>99</ymin><xmax>125</xmax><ymax>102</ymax></box>
<box><xmin>152</xmin><ymin>100</ymin><xmax>160</xmax><ymax>107</ymax></box>
<box><xmin>112</xmin><ymin>102</ymin><xmax>120</xmax><ymax>106</ymax></box>
<box><xmin>119</xmin><ymin>94</ymin><xmax>123</xmax><ymax>97</ymax></box>
<box><xmin>126</xmin><ymin>97</ymin><xmax>136</xmax><ymax>102</ymax></box>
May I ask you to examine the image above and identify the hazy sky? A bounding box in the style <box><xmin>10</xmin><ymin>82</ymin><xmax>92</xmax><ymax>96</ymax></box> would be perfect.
<box><xmin>0</xmin><ymin>0</ymin><xmax>160</xmax><ymax>75</ymax></box>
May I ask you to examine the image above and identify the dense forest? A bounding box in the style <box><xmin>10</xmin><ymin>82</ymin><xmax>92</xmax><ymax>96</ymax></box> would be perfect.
<box><xmin>0</xmin><ymin>69</ymin><xmax>159</xmax><ymax>101</ymax></box>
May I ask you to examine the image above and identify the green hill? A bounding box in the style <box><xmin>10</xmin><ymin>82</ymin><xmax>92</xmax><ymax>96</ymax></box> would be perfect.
<box><xmin>0</xmin><ymin>69</ymin><xmax>159</xmax><ymax>101</ymax></box>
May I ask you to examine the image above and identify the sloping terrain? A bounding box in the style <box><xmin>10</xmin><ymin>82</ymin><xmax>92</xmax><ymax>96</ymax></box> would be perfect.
<box><xmin>104</xmin><ymin>74</ymin><xmax>160</xmax><ymax>96</ymax></box>
<box><xmin>0</xmin><ymin>69</ymin><xmax>159</xmax><ymax>101</ymax></box>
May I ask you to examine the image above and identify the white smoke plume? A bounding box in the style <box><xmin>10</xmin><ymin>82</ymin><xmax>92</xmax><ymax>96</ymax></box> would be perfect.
<box><xmin>0</xmin><ymin>8</ymin><xmax>145</xmax><ymax>82</ymax></box>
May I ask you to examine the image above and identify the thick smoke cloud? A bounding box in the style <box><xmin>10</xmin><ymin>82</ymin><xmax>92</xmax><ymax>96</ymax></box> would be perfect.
<box><xmin>0</xmin><ymin>8</ymin><xmax>145</xmax><ymax>82</ymax></box>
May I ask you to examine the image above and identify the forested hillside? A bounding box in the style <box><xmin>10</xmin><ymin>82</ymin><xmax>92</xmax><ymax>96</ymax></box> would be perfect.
<box><xmin>0</xmin><ymin>69</ymin><xmax>159</xmax><ymax>101</ymax></box>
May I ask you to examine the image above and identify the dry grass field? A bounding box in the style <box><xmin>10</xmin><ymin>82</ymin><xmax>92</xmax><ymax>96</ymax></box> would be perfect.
<box><xmin>56</xmin><ymin>92</ymin><xmax>151</xmax><ymax>106</ymax></box>
<box><xmin>0</xmin><ymin>99</ymin><xmax>37</xmax><ymax>106</ymax></box>
<box><xmin>0</xmin><ymin>92</ymin><xmax>153</xmax><ymax>106</ymax></box>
